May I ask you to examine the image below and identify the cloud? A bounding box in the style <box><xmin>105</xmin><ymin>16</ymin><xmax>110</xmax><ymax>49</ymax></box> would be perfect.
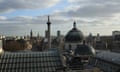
<box><xmin>57</xmin><ymin>0</ymin><xmax>120</xmax><ymax>18</ymax></box>
<box><xmin>0</xmin><ymin>0</ymin><xmax>120</xmax><ymax>36</ymax></box>
<box><xmin>53</xmin><ymin>0</ymin><xmax>120</xmax><ymax>27</ymax></box>
<box><xmin>0</xmin><ymin>14</ymin><xmax>120</xmax><ymax>36</ymax></box>
<box><xmin>0</xmin><ymin>0</ymin><xmax>60</xmax><ymax>13</ymax></box>
<box><xmin>0</xmin><ymin>15</ymin><xmax>90</xmax><ymax>36</ymax></box>
<box><xmin>0</xmin><ymin>16</ymin><xmax>7</xmax><ymax>20</ymax></box>
<box><xmin>0</xmin><ymin>15</ymin><xmax>73</xmax><ymax>25</ymax></box>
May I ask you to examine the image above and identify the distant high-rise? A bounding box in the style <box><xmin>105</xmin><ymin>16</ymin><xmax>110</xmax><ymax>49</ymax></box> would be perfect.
<box><xmin>96</xmin><ymin>33</ymin><xmax>100</xmax><ymax>41</ymax></box>
<box><xmin>112</xmin><ymin>31</ymin><xmax>120</xmax><ymax>51</ymax></box>
<box><xmin>47</xmin><ymin>16</ymin><xmax>51</xmax><ymax>48</ymax></box>
<box><xmin>86</xmin><ymin>33</ymin><xmax>94</xmax><ymax>46</ymax></box>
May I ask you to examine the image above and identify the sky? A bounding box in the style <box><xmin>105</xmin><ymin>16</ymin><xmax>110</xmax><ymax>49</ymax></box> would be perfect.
<box><xmin>0</xmin><ymin>0</ymin><xmax>120</xmax><ymax>36</ymax></box>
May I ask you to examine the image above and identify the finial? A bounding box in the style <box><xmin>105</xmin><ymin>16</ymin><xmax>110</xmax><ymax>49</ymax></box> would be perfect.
<box><xmin>47</xmin><ymin>15</ymin><xmax>51</xmax><ymax>24</ymax></box>
<box><xmin>73</xmin><ymin>21</ymin><xmax>76</xmax><ymax>28</ymax></box>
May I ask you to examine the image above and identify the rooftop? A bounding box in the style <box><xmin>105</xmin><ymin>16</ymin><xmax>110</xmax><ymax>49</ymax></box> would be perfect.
<box><xmin>0</xmin><ymin>50</ymin><xmax>63</xmax><ymax>72</ymax></box>
<box><xmin>95</xmin><ymin>50</ymin><xmax>120</xmax><ymax>65</ymax></box>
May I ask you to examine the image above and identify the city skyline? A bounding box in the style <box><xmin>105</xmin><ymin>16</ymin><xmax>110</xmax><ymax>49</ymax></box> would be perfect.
<box><xmin>0</xmin><ymin>0</ymin><xmax>120</xmax><ymax>36</ymax></box>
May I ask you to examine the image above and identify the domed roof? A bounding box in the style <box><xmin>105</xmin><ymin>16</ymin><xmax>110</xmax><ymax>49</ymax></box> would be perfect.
<box><xmin>74</xmin><ymin>44</ymin><xmax>95</xmax><ymax>56</ymax></box>
<box><xmin>65</xmin><ymin>22</ymin><xmax>84</xmax><ymax>43</ymax></box>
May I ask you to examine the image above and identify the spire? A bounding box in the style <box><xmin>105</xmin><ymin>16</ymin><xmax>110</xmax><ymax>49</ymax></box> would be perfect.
<box><xmin>73</xmin><ymin>21</ymin><xmax>76</xmax><ymax>28</ymax></box>
<box><xmin>30</xmin><ymin>29</ymin><xmax>33</xmax><ymax>35</ymax></box>
<box><xmin>47</xmin><ymin>16</ymin><xmax>51</xmax><ymax>25</ymax></box>
<box><xmin>30</xmin><ymin>29</ymin><xmax>33</xmax><ymax>39</ymax></box>
<box><xmin>37</xmin><ymin>32</ymin><xmax>40</xmax><ymax>38</ymax></box>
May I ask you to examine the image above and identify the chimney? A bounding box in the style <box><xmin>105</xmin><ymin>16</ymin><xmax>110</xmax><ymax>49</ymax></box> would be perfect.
<box><xmin>47</xmin><ymin>16</ymin><xmax>51</xmax><ymax>48</ymax></box>
<box><xmin>57</xmin><ymin>30</ymin><xmax>60</xmax><ymax>37</ymax></box>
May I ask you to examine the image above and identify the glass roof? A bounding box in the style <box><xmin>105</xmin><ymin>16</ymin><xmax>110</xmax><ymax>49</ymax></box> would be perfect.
<box><xmin>0</xmin><ymin>51</ymin><xmax>63</xmax><ymax>72</ymax></box>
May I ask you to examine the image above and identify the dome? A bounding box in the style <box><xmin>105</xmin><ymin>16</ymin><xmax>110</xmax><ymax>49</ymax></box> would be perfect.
<box><xmin>65</xmin><ymin>22</ymin><xmax>84</xmax><ymax>43</ymax></box>
<box><xmin>74</xmin><ymin>44</ymin><xmax>95</xmax><ymax>56</ymax></box>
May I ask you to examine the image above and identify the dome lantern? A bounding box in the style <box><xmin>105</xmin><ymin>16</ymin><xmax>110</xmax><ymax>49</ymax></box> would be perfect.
<box><xmin>73</xmin><ymin>21</ymin><xmax>76</xmax><ymax>29</ymax></box>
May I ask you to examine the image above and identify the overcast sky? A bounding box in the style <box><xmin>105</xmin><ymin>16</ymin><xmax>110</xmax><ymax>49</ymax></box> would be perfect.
<box><xmin>0</xmin><ymin>0</ymin><xmax>120</xmax><ymax>36</ymax></box>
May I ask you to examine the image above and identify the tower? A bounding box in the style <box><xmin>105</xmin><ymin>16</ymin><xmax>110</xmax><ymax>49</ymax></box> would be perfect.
<box><xmin>30</xmin><ymin>29</ymin><xmax>33</xmax><ymax>39</ymax></box>
<box><xmin>96</xmin><ymin>33</ymin><xmax>100</xmax><ymax>41</ymax></box>
<box><xmin>37</xmin><ymin>32</ymin><xmax>40</xmax><ymax>39</ymax></box>
<box><xmin>47</xmin><ymin>16</ymin><xmax>51</xmax><ymax>48</ymax></box>
<box><xmin>45</xmin><ymin>30</ymin><xmax>48</xmax><ymax>38</ymax></box>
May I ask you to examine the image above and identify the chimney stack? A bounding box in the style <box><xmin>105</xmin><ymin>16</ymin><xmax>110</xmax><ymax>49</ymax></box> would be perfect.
<box><xmin>57</xmin><ymin>30</ymin><xmax>60</xmax><ymax>37</ymax></box>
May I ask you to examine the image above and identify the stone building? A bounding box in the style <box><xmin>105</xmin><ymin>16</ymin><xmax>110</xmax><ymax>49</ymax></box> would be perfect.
<box><xmin>63</xmin><ymin>21</ymin><xmax>95</xmax><ymax>70</ymax></box>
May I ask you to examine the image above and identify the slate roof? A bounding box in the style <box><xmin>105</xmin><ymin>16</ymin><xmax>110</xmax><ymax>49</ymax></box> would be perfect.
<box><xmin>0</xmin><ymin>50</ymin><xmax>64</xmax><ymax>72</ymax></box>
<box><xmin>95</xmin><ymin>50</ymin><xmax>120</xmax><ymax>65</ymax></box>
<box><xmin>65</xmin><ymin>22</ymin><xmax>84</xmax><ymax>43</ymax></box>
<box><xmin>65</xmin><ymin>28</ymin><xmax>84</xmax><ymax>43</ymax></box>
